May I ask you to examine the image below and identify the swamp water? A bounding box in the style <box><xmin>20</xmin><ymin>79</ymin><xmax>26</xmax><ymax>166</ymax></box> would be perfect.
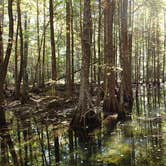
<box><xmin>0</xmin><ymin>86</ymin><xmax>166</xmax><ymax>166</ymax></box>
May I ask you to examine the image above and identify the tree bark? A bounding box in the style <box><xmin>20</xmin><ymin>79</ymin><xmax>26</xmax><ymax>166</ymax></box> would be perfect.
<box><xmin>49</xmin><ymin>0</ymin><xmax>57</xmax><ymax>81</ymax></box>
<box><xmin>98</xmin><ymin>0</ymin><xmax>101</xmax><ymax>86</ymax></box>
<box><xmin>71</xmin><ymin>0</ymin><xmax>74</xmax><ymax>89</ymax></box>
<box><xmin>103</xmin><ymin>0</ymin><xmax>118</xmax><ymax>116</ymax></box>
<box><xmin>21</xmin><ymin>13</ymin><xmax>29</xmax><ymax>104</ymax></box>
<box><xmin>0</xmin><ymin>0</ymin><xmax>4</xmax><ymax>103</ymax></box>
<box><xmin>120</xmin><ymin>0</ymin><xmax>133</xmax><ymax>112</ymax></box>
<box><xmin>78</xmin><ymin>0</ymin><xmax>92</xmax><ymax>110</ymax></box>
<box><xmin>42</xmin><ymin>0</ymin><xmax>46</xmax><ymax>87</ymax></box>
<box><xmin>36</xmin><ymin>0</ymin><xmax>42</xmax><ymax>86</ymax></box>
<box><xmin>66</xmin><ymin>0</ymin><xmax>72</xmax><ymax>94</ymax></box>
<box><xmin>0</xmin><ymin>0</ymin><xmax>18</xmax><ymax>165</ymax></box>
<box><xmin>71</xmin><ymin>0</ymin><xmax>100</xmax><ymax>130</ymax></box>
<box><xmin>14</xmin><ymin>20</ymin><xmax>19</xmax><ymax>99</ymax></box>
<box><xmin>163</xmin><ymin>13</ymin><xmax>166</xmax><ymax>83</ymax></box>
<box><xmin>15</xmin><ymin>0</ymin><xmax>24</xmax><ymax>99</ymax></box>
<box><xmin>0</xmin><ymin>0</ymin><xmax>14</xmax><ymax>103</ymax></box>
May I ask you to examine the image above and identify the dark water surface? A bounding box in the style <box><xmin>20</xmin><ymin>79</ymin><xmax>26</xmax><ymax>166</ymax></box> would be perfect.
<box><xmin>0</xmin><ymin>86</ymin><xmax>166</xmax><ymax>166</ymax></box>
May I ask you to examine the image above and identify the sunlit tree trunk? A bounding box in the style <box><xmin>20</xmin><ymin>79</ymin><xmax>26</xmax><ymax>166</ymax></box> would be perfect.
<box><xmin>128</xmin><ymin>0</ymin><xmax>133</xmax><ymax>82</ymax></box>
<box><xmin>42</xmin><ymin>0</ymin><xmax>46</xmax><ymax>87</ymax></box>
<box><xmin>152</xmin><ymin>22</ymin><xmax>156</xmax><ymax>85</ymax></box>
<box><xmin>16</xmin><ymin>0</ymin><xmax>24</xmax><ymax>99</ymax></box>
<box><xmin>146</xmin><ymin>18</ymin><xmax>151</xmax><ymax>86</ymax></box>
<box><xmin>163</xmin><ymin>13</ymin><xmax>166</xmax><ymax>83</ymax></box>
<box><xmin>79</xmin><ymin>0</ymin><xmax>91</xmax><ymax>110</ymax></box>
<box><xmin>97</xmin><ymin>0</ymin><xmax>101</xmax><ymax>86</ymax></box>
<box><xmin>156</xmin><ymin>20</ymin><xmax>160</xmax><ymax>86</ymax></box>
<box><xmin>21</xmin><ymin>13</ymin><xmax>29</xmax><ymax>104</ymax></box>
<box><xmin>36</xmin><ymin>0</ymin><xmax>42</xmax><ymax>86</ymax></box>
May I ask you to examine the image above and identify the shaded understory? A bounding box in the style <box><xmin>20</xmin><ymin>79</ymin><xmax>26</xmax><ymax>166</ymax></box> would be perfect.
<box><xmin>0</xmin><ymin>85</ymin><xmax>166</xmax><ymax>166</ymax></box>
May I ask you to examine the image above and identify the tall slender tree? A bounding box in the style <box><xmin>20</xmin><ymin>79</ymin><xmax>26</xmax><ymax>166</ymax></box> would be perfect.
<box><xmin>21</xmin><ymin>13</ymin><xmax>29</xmax><ymax>103</ymax></box>
<box><xmin>66</xmin><ymin>0</ymin><xmax>72</xmax><ymax>94</ymax></box>
<box><xmin>163</xmin><ymin>12</ymin><xmax>166</xmax><ymax>83</ymax></box>
<box><xmin>49</xmin><ymin>0</ymin><xmax>57</xmax><ymax>81</ymax></box>
<box><xmin>36</xmin><ymin>0</ymin><xmax>42</xmax><ymax>86</ymax></box>
<box><xmin>42</xmin><ymin>0</ymin><xmax>46</xmax><ymax>87</ymax></box>
<box><xmin>98</xmin><ymin>0</ymin><xmax>102</xmax><ymax>86</ymax></box>
<box><xmin>0</xmin><ymin>0</ymin><xmax>14</xmax><ymax>103</ymax></box>
<box><xmin>15</xmin><ymin>0</ymin><xmax>24</xmax><ymax>98</ymax></box>
<box><xmin>0</xmin><ymin>0</ymin><xmax>19</xmax><ymax>165</ymax></box>
<box><xmin>71</xmin><ymin>0</ymin><xmax>74</xmax><ymax>89</ymax></box>
<box><xmin>0</xmin><ymin>0</ymin><xmax>4</xmax><ymax>103</ymax></box>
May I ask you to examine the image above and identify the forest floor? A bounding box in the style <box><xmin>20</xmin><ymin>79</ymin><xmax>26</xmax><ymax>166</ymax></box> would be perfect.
<box><xmin>3</xmin><ymin>83</ymin><xmax>102</xmax><ymax>130</ymax></box>
<box><xmin>5</xmin><ymin>94</ymin><xmax>76</xmax><ymax>126</ymax></box>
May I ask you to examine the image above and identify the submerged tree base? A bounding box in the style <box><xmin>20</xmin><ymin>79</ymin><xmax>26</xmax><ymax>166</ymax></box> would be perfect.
<box><xmin>103</xmin><ymin>95</ymin><xmax>133</xmax><ymax>122</ymax></box>
<box><xmin>70</xmin><ymin>108</ymin><xmax>101</xmax><ymax>132</ymax></box>
<box><xmin>103</xmin><ymin>97</ymin><xmax>119</xmax><ymax>118</ymax></box>
<box><xmin>123</xmin><ymin>95</ymin><xmax>134</xmax><ymax>114</ymax></box>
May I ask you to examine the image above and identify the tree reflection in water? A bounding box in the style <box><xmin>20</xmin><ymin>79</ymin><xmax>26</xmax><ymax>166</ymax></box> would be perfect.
<box><xmin>0</xmin><ymin>86</ymin><xmax>166</xmax><ymax>165</ymax></box>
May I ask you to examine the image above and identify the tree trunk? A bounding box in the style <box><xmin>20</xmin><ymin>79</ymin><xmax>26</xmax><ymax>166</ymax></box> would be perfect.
<box><xmin>66</xmin><ymin>0</ymin><xmax>72</xmax><ymax>95</ymax></box>
<box><xmin>70</xmin><ymin>0</ymin><xmax>100</xmax><ymax>130</ymax></box>
<box><xmin>36</xmin><ymin>0</ymin><xmax>42</xmax><ymax>86</ymax></box>
<box><xmin>16</xmin><ymin>0</ymin><xmax>24</xmax><ymax>99</ymax></box>
<box><xmin>93</xmin><ymin>11</ymin><xmax>97</xmax><ymax>83</ymax></box>
<box><xmin>42</xmin><ymin>0</ymin><xmax>46</xmax><ymax>87</ymax></box>
<box><xmin>120</xmin><ymin>0</ymin><xmax>133</xmax><ymax>113</ymax></box>
<box><xmin>49</xmin><ymin>0</ymin><xmax>57</xmax><ymax>81</ymax></box>
<box><xmin>0</xmin><ymin>0</ymin><xmax>4</xmax><ymax>104</ymax></box>
<box><xmin>97</xmin><ymin>0</ymin><xmax>101</xmax><ymax>86</ymax></box>
<box><xmin>0</xmin><ymin>0</ymin><xmax>18</xmax><ymax>165</ymax></box>
<box><xmin>103</xmin><ymin>0</ymin><xmax>118</xmax><ymax>117</ymax></box>
<box><xmin>71</xmin><ymin>0</ymin><xmax>74</xmax><ymax>89</ymax></box>
<box><xmin>21</xmin><ymin>13</ymin><xmax>29</xmax><ymax>104</ymax></box>
<box><xmin>163</xmin><ymin>13</ymin><xmax>166</xmax><ymax>83</ymax></box>
<box><xmin>14</xmin><ymin>20</ymin><xmax>19</xmax><ymax>99</ymax></box>
<box><xmin>0</xmin><ymin>0</ymin><xmax>14</xmax><ymax>102</ymax></box>
<box><xmin>78</xmin><ymin>0</ymin><xmax>92</xmax><ymax>109</ymax></box>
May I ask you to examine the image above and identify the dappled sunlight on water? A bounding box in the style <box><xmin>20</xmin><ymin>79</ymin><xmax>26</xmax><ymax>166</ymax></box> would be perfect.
<box><xmin>0</xmin><ymin>86</ymin><xmax>166</xmax><ymax>165</ymax></box>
